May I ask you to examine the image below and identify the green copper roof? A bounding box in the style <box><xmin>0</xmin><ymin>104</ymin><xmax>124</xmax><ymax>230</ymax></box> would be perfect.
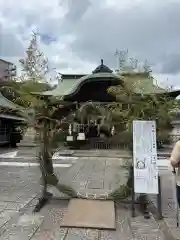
<box><xmin>0</xmin><ymin>93</ymin><xmax>22</xmax><ymax>110</ymax></box>
<box><xmin>0</xmin><ymin>93</ymin><xmax>27</xmax><ymax>121</ymax></box>
<box><xmin>32</xmin><ymin>70</ymin><xmax>177</xmax><ymax>100</ymax></box>
<box><xmin>38</xmin><ymin>79</ymin><xmax>76</xmax><ymax>97</ymax></box>
<box><xmin>33</xmin><ymin>72</ymin><xmax>120</xmax><ymax>97</ymax></box>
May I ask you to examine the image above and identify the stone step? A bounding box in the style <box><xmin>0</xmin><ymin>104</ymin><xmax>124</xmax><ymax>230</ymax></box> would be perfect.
<box><xmin>70</xmin><ymin>149</ymin><xmax>131</xmax><ymax>158</ymax></box>
<box><xmin>17</xmin><ymin>142</ymin><xmax>37</xmax><ymax>147</ymax></box>
<box><xmin>58</xmin><ymin>149</ymin><xmax>171</xmax><ymax>158</ymax></box>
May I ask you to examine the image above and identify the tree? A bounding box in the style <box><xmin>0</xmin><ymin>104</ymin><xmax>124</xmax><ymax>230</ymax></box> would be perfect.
<box><xmin>108</xmin><ymin>73</ymin><xmax>174</xmax><ymax>146</ymax></box>
<box><xmin>0</xmin><ymin>31</ymin><xmax>54</xmax><ymax>108</ymax></box>
<box><xmin>19</xmin><ymin>32</ymin><xmax>49</xmax><ymax>83</ymax></box>
<box><xmin>107</xmin><ymin>52</ymin><xmax>177</xmax><ymax>210</ymax></box>
<box><xmin>8</xmin><ymin>32</ymin><xmax>77</xmax><ymax>212</ymax></box>
<box><xmin>1</xmin><ymin>31</ymin><xmax>59</xmax><ymax>110</ymax></box>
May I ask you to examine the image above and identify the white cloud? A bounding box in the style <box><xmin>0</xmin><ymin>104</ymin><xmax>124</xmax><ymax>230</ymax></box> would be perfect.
<box><xmin>0</xmin><ymin>0</ymin><xmax>180</xmax><ymax>88</ymax></box>
<box><xmin>105</xmin><ymin>0</ymin><xmax>144</xmax><ymax>10</ymax></box>
<box><xmin>0</xmin><ymin>0</ymin><xmax>84</xmax><ymax>79</ymax></box>
<box><xmin>153</xmin><ymin>73</ymin><xmax>180</xmax><ymax>90</ymax></box>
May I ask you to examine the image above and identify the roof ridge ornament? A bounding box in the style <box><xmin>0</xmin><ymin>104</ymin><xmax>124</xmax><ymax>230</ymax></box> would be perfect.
<box><xmin>92</xmin><ymin>59</ymin><xmax>113</xmax><ymax>74</ymax></box>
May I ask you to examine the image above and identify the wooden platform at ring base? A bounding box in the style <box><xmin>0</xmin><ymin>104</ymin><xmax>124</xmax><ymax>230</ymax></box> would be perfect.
<box><xmin>61</xmin><ymin>199</ymin><xmax>116</xmax><ymax>230</ymax></box>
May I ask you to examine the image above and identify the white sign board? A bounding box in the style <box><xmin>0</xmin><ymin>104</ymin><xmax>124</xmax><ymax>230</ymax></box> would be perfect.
<box><xmin>77</xmin><ymin>133</ymin><xmax>85</xmax><ymax>140</ymax></box>
<box><xmin>66</xmin><ymin>136</ymin><xmax>73</xmax><ymax>141</ymax></box>
<box><xmin>133</xmin><ymin>120</ymin><xmax>159</xmax><ymax>194</ymax></box>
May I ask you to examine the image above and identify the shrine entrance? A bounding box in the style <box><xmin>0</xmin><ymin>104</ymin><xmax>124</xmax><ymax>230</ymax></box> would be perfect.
<box><xmin>31</xmin><ymin>59</ymin><xmax>180</xmax><ymax>229</ymax></box>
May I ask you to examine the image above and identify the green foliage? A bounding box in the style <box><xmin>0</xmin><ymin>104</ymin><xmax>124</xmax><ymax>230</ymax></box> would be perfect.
<box><xmin>51</xmin><ymin>130</ymin><xmax>67</xmax><ymax>149</ymax></box>
<box><xmin>108</xmin><ymin>67</ymin><xmax>175</xmax><ymax>146</ymax></box>
<box><xmin>19</xmin><ymin>31</ymin><xmax>49</xmax><ymax>82</ymax></box>
<box><xmin>46</xmin><ymin>174</ymin><xmax>59</xmax><ymax>186</ymax></box>
<box><xmin>56</xmin><ymin>183</ymin><xmax>77</xmax><ymax>198</ymax></box>
<box><xmin>1</xmin><ymin>79</ymin><xmax>52</xmax><ymax>108</ymax></box>
<box><xmin>108</xmin><ymin>184</ymin><xmax>131</xmax><ymax>200</ymax></box>
<box><xmin>6</xmin><ymin>31</ymin><xmax>77</xmax><ymax>199</ymax></box>
<box><xmin>0</xmin><ymin>32</ymin><xmax>55</xmax><ymax>108</ymax></box>
<box><xmin>108</xmin><ymin>52</ymin><xmax>176</xmax><ymax>201</ymax></box>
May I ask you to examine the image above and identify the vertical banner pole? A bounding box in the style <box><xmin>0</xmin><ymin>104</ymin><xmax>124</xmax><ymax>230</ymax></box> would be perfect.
<box><xmin>157</xmin><ymin>175</ymin><xmax>163</xmax><ymax>220</ymax></box>
<box><xmin>172</xmin><ymin>168</ymin><xmax>179</xmax><ymax>227</ymax></box>
<box><xmin>131</xmin><ymin>165</ymin><xmax>135</xmax><ymax>217</ymax></box>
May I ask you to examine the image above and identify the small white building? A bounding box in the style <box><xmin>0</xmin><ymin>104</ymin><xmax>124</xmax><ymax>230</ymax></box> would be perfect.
<box><xmin>0</xmin><ymin>59</ymin><xmax>16</xmax><ymax>81</ymax></box>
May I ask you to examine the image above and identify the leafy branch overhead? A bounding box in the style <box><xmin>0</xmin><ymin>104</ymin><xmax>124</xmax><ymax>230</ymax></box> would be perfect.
<box><xmin>108</xmin><ymin>52</ymin><xmax>177</xmax><ymax>201</ymax></box>
<box><xmin>108</xmin><ymin>52</ymin><xmax>177</xmax><ymax>145</ymax></box>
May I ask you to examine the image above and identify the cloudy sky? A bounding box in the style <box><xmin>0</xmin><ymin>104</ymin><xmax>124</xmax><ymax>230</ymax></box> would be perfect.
<box><xmin>0</xmin><ymin>0</ymin><xmax>180</xmax><ymax>88</ymax></box>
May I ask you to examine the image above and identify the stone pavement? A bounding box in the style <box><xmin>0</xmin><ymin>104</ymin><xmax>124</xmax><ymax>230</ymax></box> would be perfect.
<box><xmin>0</xmin><ymin>147</ymin><xmax>130</xmax><ymax>198</ymax></box>
<box><xmin>0</xmin><ymin>199</ymin><xmax>166</xmax><ymax>240</ymax></box>
<box><xmin>0</xmin><ymin>165</ymin><xmax>41</xmax><ymax>239</ymax></box>
<box><xmin>30</xmin><ymin>201</ymin><xmax>166</xmax><ymax>239</ymax></box>
<box><xmin>0</xmin><ymin>153</ymin><xmax>129</xmax><ymax>239</ymax></box>
<box><xmin>0</xmin><ymin>147</ymin><xmax>176</xmax><ymax>239</ymax></box>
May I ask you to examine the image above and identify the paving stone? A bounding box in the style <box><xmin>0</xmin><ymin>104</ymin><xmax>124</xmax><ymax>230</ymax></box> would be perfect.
<box><xmin>70</xmin><ymin>180</ymin><xmax>86</xmax><ymax>191</ymax></box>
<box><xmin>31</xmin><ymin>228</ymin><xmax>68</xmax><ymax>240</ymax></box>
<box><xmin>93</xmin><ymin>160</ymin><xmax>106</xmax><ymax>171</ymax></box>
<box><xmin>0</xmin><ymin>195</ymin><xmax>22</xmax><ymax>202</ymax></box>
<box><xmin>0</xmin><ymin>213</ymin><xmax>43</xmax><ymax>240</ymax></box>
<box><xmin>164</xmin><ymin>218</ymin><xmax>178</xmax><ymax>229</ymax></box>
<box><xmin>169</xmin><ymin>227</ymin><xmax>180</xmax><ymax>240</ymax></box>
<box><xmin>0</xmin><ymin>210</ymin><xmax>18</xmax><ymax>221</ymax></box>
<box><xmin>56</xmin><ymin>161</ymin><xmax>85</xmax><ymax>184</ymax></box>
<box><xmin>74</xmin><ymin>161</ymin><xmax>95</xmax><ymax>182</ymax></box>
<box><xmin>99</xmin><ymin>208</ymin><xmax>133</xmax><ymax>240</ymax></box>
<box><xmin>35</xmin><ymin>200</ymin><xmax>68</xmax><ymax>231</ymax></box>
<box><xmin>130</xmin><ymin>215</ymin><xmax>164</xmax><ymax>240</ymax></box>
<box><xmin>115</xmin><ymin>205</ymin><xmax>134</xmax><ymax>240</ymax></box>
<box><xmin>0</xmin><ymin>201</ymin><xmax>28</xmax><ymax>211</ymax></box>
<box><xmin>0</xmin><ymin>218</ymin><xmax>9</xmax><ymax>228</ymax></box>
<box><xmin>104</xmin><ymin>161</ymin><xmax>116</xmax><ymax>190</ymax></box>
<box><xmin>86</xmin><ymin>179</ymin><xmax>104</xmax><ymax>189</ymax></box>
<box><xmin>65</xmin><ymin>228</ymin><xmax>100</xmax><ymax>240</ymax></box>
<box><xmin>110</xmin><ymin>169</ymin><xmax>129</xmax><ymax>190</ymax></box>
<box><xmin>99</xmin><ymin>231</ymin><xmax>117</xmax><ymax>240</ymax></box>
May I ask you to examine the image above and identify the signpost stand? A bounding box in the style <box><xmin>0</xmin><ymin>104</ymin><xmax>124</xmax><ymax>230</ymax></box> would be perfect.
<box><xmin>132</xmin><ymin>120</ymin><xmax>159</xmax><ymax>218</ymax></box>
<box><xmin>131</xmin><ymin>165</ymin><xmax>135</xmax><ymax>217</ymax></box>
<box><xmin>157</xmin><ymin>175</ymin><xmax>163</xmax><ymax>220</ymax></box>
